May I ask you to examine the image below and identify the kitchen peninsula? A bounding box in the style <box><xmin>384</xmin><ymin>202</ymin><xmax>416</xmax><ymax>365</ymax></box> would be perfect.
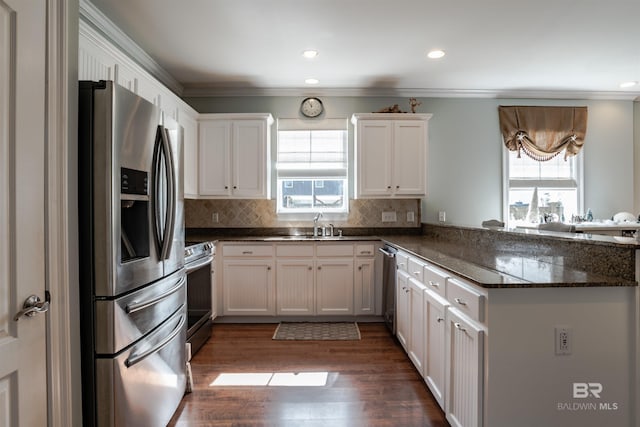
<box><xmin>190</xmin><ymin>223</ymin><xmax>639</xmax><ymax>427</ymax></box>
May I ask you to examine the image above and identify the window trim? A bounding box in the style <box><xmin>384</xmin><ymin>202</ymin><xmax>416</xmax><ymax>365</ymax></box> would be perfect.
<box><xmin>502</xmin><ymin>148</ymin><xmax>584</xmax><ymax>226</ymax></box>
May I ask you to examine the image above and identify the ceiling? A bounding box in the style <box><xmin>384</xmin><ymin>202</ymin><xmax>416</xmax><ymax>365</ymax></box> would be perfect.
<box><xmin>87</xmin><ymin>0</ymin><xmax>640</xmax><ymax>99</ymax></box>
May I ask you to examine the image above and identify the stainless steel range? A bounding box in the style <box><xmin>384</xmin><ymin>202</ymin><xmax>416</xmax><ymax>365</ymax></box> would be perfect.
<box><xmin>184</xmin><ymin>241</ymin><xmax>214</xmax><ymax>357</ymax></box>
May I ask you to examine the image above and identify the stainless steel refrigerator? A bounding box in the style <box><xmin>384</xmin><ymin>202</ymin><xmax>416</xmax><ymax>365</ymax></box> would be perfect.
<box><xmin>78</xmin><ymin>81</ymin><xmax>186</xmax><ymax>426</ymax></box>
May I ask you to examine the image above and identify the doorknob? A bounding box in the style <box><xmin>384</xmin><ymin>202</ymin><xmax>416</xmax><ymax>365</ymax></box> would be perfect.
<box><xmin>13</xmin><ymin>293</ymin><xmax>50</xmax><ymax>321</ymax></box>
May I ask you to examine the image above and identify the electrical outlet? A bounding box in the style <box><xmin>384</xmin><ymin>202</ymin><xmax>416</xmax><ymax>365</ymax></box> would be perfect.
<box><xmin>438</xmin><ymin>211</ymin><xmax>446</xmax><ymax>222</ymax></box>
<box><xmin>382</xmin><ymin>211</ymin><xmax>397</xmax><ymax>222</ymax></box>
<box><xmin>407</xmin><ymin>211</ymin><xmax>415</xmax><ymax>222</ymax></box>
<box><xmin>212</xmin><ymin>212</ymin><xmax>219</xmax><ymax>223</ymax></box>
<box><xmin>555</xmin><ymin>325</ymin><xmax>572</xmax><ymax>355</ymax></box>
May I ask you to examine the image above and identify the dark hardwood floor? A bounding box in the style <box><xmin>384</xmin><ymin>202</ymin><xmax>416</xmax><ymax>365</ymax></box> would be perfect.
<box><xmin>168</xmin><ymin>323</ymin><xmax>449</xmax><ymax>427</ymax></box>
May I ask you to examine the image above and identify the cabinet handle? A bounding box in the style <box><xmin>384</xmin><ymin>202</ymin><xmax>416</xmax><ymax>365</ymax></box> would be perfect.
<box><xmin>233</xmin><ymin>185</ymin><xmax>237</xmax><ymax>189</ymax></box>
<box><xmin>224</xmin><ymin>185</ymin><xmax>229</xmax><ymax>189</ymax></box>
<box><xmin>429</xmin><ymin>281</ymin><xmax>439</xmax><ymax>288</ymax></box>
<box><xmin>318</xmin><ymin>266</ymin><xmax>322</xmax><ymax>270</ymax></box>
<box><xmin>387</xmin><ymin>185</ymin><xmax>391</xmax><ymax>189</ymax></box>
<box><xmin>454</xmin><ymin>297</ymin><xmax>467</xmax><ymax>306</ymax></box>
<box><xmin>396</xmin><ymin>185</ymin><xmax>400</xmax><ymax>189</ymax></box>
<box><xmin>413</xmin><ymin>271</ymin><xmax>420</xmax><ymax>276</ymax></box>
<box><xmin>454</xmin><ymin>322</ymin><xmax>466</xmax><ymax>332</ymax></box>
<box><xmin>360</xmin><ymin>251</ymin><xmax>372</xmax><ymax>255</ymax></box>
<box><xmin>267</xmin><ymin>266</ymin><xmax>271</xmax><ymax>270</ymax></box>
<box><xmin>436</xmin><ymin>317</ymin><xmax>444</xmax><ymax>323</ymax></box>
<box><xmin>308</xmin><ymin>266</ymin><xmax>313</xmax><ymax>270</ymax></box>
<box><xmin>358</xmin><ymin>266</ymin><xmax>362</xmax><ymax>270</ymax></box>
<box><xmin>242</xmin><ymin>251</ymin><xmax>253</xmax><ymax>255</ymax></box>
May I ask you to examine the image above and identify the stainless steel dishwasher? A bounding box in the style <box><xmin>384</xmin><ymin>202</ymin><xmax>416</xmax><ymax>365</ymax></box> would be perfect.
<box><xmin>379</xmin><ymin>245</ymin><xmax>397</xmax><ymax>334</ymax></box>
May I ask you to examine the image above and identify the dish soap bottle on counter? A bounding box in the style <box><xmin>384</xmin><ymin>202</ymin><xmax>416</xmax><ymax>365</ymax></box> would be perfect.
<box><xmin>586</xmin><ymin>208</ymin><xmax>593</xmax><ymax>222</ymax></box>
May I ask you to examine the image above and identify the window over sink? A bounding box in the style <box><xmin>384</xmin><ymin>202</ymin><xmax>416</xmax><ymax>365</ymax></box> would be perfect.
<box><xmin>276</xmin><ymin>118</ymin><xmax>348</xmax><ymax>213</ymax></box>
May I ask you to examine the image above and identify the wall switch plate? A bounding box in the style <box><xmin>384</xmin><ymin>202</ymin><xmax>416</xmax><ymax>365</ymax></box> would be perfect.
<box><xmin>407</xmin><ymin>211</ymin><xmax>415</xmax><ymax>222</ymax></box>
<box><xmin>555</xmin><ymin>325</ymin><xmax>572</xmax><ymax>355</ymax></box>
<box><xmin>438</xmin><ymin>211</ymin><xmax>446</xmax><ymax>222</ymax></box>
<box><xmin>382</xmin><ymin>211</ymin><xmax>397</xmax><ymax>222</ymax></box>
<box><xmin>212</xmin><ymin>212</ymin><xmax>219</xmax><ymax>223</ymax></box>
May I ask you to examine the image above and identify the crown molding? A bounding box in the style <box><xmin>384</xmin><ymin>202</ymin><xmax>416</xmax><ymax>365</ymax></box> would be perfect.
<box><xmin>182</xmin><ymin>84</ymin><xmax>640</xmax><ymax>101</ymax></box>
<box><xmin>79</xmin><ymin>0</ymin><xmax>184</xmax><ymax>96</ymax></box>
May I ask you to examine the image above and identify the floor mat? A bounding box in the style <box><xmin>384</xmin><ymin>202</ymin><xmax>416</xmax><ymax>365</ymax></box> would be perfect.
<box><xmin>272</xmin><ymin>322</ymin><xmax>361</xmax><ymax>340</ymax></box>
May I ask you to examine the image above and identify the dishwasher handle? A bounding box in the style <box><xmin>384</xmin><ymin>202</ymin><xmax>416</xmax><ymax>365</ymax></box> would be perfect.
<box><xmin>378</xmin><ymin>247</ymin><xmax>396</xmax><ymax>258</ymax></box>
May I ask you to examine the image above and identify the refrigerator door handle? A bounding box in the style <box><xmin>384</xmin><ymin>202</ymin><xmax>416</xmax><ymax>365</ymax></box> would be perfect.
<box><xmin>152</xmin><ymin>126</ymin><xmax>166</xmax><ymax>256</ymax></box>
<box><xmin>159</xmin><ymin>126</ymin><xmax>176</xmax><ymax>261</ymax></box>
<box><xmin>125</xmin><ymin>276</ymin><xmax>186</xmax><ymax>314</ymax></box>
<box><xmin>125</xmin><ymin>311</ymin><xmax>185</xmax><ymax>368</ymax></box>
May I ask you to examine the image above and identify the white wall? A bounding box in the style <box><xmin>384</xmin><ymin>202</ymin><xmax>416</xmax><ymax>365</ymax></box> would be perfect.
<box><xmin>185</xmin><ymin>96</ymin><xmax>637</xmax><ymax>226</ymax></box>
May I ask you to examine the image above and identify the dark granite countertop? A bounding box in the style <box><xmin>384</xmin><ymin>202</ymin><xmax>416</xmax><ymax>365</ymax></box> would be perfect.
<box><xmin>381</xmin><ymin>235</ymin><xmax>637</xmax><ymax>289</ymax></box>
<box><xmin>186</xmin><ymin>227</ymin><xmax>637</xmax><ymax>289</ymax></box>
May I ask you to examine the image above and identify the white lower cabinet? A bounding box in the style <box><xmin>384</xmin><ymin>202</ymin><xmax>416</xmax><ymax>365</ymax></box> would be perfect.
<box><xmin>222</xmin><ymin>259</ymin><xmax>275</xmax><ymax>315</ymax></box>
<box><xmin>221</xmin><ymin>241</ymin><xmax>377</xmax><ymax>317</ymax></box>
<box><xmin>276</xmin><ymin>258</ymin><xmax>315</xmax><ymax>315</ymax></box>
<box><xmin>316</xmin><ymin>258</ymin><xmax>354</xmax><ymax>315</ymax></box>
<box><xmin>445</xmin><ymin>307</ymin><xmax>485</xmax><ymax>427</ymax></box>
<box><xmin>423</xmin><ymin>289</ymin><xmax>449</xmax><ymax>408</ymax></box>
<box><xmin>396</xmin><ymin>269</ymin><xmax>410</xmax><ymax>351</ymax></box>
<box><xmin>407</xmin><ymin>277</ymin><xmax>427</xmax><ymax>375</ymax></box>
<box><xmin>354</xmin><ymin>258</ymin><xmax>375</xmax><ymax>315</ymax></box>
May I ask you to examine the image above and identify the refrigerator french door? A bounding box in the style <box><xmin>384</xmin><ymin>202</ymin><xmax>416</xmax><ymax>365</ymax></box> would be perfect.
<box><xmin>78</xmin><ymin>80</ymin><xmax>186</xmax><ymax>427</ymax></box>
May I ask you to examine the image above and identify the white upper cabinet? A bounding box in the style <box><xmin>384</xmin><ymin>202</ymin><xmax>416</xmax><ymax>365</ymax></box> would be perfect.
<box><xmin>352</xmin><ymin>113</ymin><xmax>431</xmax><ymax>198</ymax></box>
<box><xmin>198</xmin><ymin>114</ymin><xmax>273</xmax><ymax>199</ymax></box>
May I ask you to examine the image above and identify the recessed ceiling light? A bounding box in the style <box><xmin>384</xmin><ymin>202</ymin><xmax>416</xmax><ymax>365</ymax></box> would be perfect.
<box><xmin>302</xmin><ymin>50</ymin><xmax>318</xmax><ymax>59</ymax></box>
<box><xmin>619</xmin><ymin>81</ymin><xmax>638</xmax><ymax>88</ymax></box>
<box><xmin>305</xmin><ymin>78</ymin><xmax>319</xmax><ymax>85</ymax></box>
<box><xmin>427</xmin><ymin>49</ymin><xmax>446</xmax><ymax>59</ymax></box>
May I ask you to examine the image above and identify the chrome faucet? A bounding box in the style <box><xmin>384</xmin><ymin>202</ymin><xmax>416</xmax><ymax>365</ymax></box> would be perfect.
<box><xmin>313</xmin><ymin>212</ymin><xmax>323</xmax><ymax>237</ymax></box>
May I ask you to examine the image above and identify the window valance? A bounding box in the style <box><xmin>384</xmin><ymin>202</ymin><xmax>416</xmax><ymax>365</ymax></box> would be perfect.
<box><xmin>498</xmin><ymin>106</ymin><xmax>588</xmax><ymax>161</ymax></box>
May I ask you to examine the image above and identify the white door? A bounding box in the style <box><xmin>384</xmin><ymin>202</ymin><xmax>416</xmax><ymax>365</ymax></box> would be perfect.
<box><xmin>393</xmin><ymin>121</ymin><xmax>426</xmax><ymax>195</ymax></box>
<box><xmin>232</xmin><ymin>120</ymin><xmax>266</xmax><ymax>198</ymax></box>
<box><xmin>356</xmin><ymin>121</ymin><xmax>393</xmax><ymax>197</ymax></box>
<box><xmin>0</xmin><ymin>0</ymin><xmax>49</xmax><ymax>426</ymax></box>
<box><xmin>198</xmin><ymin>120</ymin><xmax>231</xmax><ymax>196</ymax></box>
<box><xmin>316</xmin><ymin>259</ymin><xmax>354</xmax><ymax>315</ymax></box>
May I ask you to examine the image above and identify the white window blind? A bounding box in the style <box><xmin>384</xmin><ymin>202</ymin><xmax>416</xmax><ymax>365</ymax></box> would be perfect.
<box><xmin>276</xmin><ymin>118</ymin><xmax>348</xmax><ymax>213</ymax></box>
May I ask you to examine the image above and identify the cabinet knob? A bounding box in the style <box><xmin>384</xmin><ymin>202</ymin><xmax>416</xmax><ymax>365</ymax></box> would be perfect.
<box><xmin>396</xmin><ymin>185</ymin><xmax>400</xmax><ymax>189</ymax></box>
<box><xmin>233</xmin><ymin>185</ymin><xmax>237</xmax><ymax>189</ymax></box>
<box><xmin>387</xmin><ymin>185</ymin><xmax>391</xmax><ymax>189</ymax></box>
<box><xmin>267</xmin><ymin>266</ymin><xmax>271</xmax><ymax>270</ymax></box>
<box><xmin>436</xmin><ymin>317</ymin><xmax>444</xmax><ymax>323</ymax></box>
<box><xmin>454</xmin><ymin>322</ymin><xmax>466</xmax><ymax>332</ymax></box>
<box><xmin>308</xmin><ymin>266</ymin><xmax>312</xmax><ymax>270</ymax></box>
<box><xmin>429</xmin><ymin>281</ymin><xmax>439</xmax><ymax>288</ymax></box>
<box><xmin>224</xmin><ymin>185</ymin><xmax>229</xmax><ymax>189</ymax></box>
<box><xmin>454</xmin><ymin>297</ymin><xmax>467</xmax><ymax>306</ymax></box>
<box><xmin>318</xmin><ymin>266</ymin><xmax>322</xmax><ymax>270</ymax></box>
<box><xmin>358</xmin><ymin>266</ymin><xmax>362</xmax><ymax>270</ymax></box>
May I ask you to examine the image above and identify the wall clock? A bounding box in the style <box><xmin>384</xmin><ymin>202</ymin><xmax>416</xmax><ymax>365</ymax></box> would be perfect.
<box><xmin>300</xmin><ymin>97</ymin><xmax>324</xmax><ymax>118</ymax></box>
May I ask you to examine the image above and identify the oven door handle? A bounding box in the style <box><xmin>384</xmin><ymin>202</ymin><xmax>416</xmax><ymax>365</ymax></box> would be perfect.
<box><xmin>125</xmin><ymin>311</ymin><xmax>185</xmax><ymax>368</ymax></box>
<box><xmin>125</xmin><ymin>276</ymin><xmax>186</xmax><ymax>314</ymax></box>
<box><xmin>185</xmin><ymin>255</ymin><xmax>214</xmax><ymax>274</ymax></box>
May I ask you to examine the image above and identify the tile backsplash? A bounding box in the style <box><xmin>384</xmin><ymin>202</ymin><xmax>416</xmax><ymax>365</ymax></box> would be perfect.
<box><xmin>185</xmin><ymin>199</ymin><xmax>420</xmax><ymax>228</ymax></box>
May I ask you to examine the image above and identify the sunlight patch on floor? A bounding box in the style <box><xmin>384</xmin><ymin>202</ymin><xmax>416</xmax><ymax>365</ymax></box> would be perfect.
<box><xmin>210</xmin><ymin>372</ymin><xmax>329</xmax><ymax>387</ymax></box>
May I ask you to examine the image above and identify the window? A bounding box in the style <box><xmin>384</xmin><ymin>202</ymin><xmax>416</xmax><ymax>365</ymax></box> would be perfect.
<box><xmin>276</xmin><ymin>119</ymin><xmax>348</xmax><ymax>213</ymax></box>
<box><xmin>504</xmin><ymin>150</ymin><xmax>583</xmax><ymax>226</ymax></box>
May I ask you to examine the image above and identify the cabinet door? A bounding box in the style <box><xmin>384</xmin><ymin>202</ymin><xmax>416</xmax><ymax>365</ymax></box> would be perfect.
<box><xmin>276</xmin><ymin>259</ymin><xmax>315</xmax><ymax>315</ymax></box>
<box><xmin>408</xmin><ymin>278</ymin><xmax>426</xmax><ymax>375</ymax></box>
<box><xmin>395</xmin><ymin>270</ymin><xmax>411</xmax><ymax>351</ymax></box>
<box><xmin>222</xmin><ymin>259</ymin><xmax>275</xmax><ymax>315</ymax></box>
<box><xmin>357</xmin><ymin>121</ymin><xmax>393</xmax><ymax>197</ymax></box>
<box><xmin>424</xmin><ymin>290</ymin><xmax>449</xmax><ymax>409</ymax></box>
<box><xmin>316</xmin><ymin>259</ymin><xmax>354</xmax><ymax>315</ymax></box>
<box><xmin>446</xmin><ymin>308</ymin><xmax>484</xmax><ymax>427</ymax></box>
<box><xmin>393</xmin><ymin>120</ymin><xmax>426</xmax><ymax>196</ymax></box>
<box><xmin>181</xmin><ymin>109</ymin><xmax>199</xmax><ymax>198</ymax></box>
<box><xmin>354</xmin><ymin>258</ymin><xmax>375</xmax><ymax>315</ymax></box>
<box><xmin>232</xmin><ymin>120</ymin><xmax>268</xmax><ymax>198</ymax></box>
<box><xmin>199</xmin><ymin>120</ymin><xmax>232</xmax><ymax>196</ymax></box>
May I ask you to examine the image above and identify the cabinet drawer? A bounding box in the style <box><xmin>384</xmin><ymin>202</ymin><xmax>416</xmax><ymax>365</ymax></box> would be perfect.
<box><xmin>446</xmin><ymin>277</ymin><xmax>485</xmax><ymax>323</ymax></box>
<box><xmin>355</xmin><ymin>244</ymin><xmax>375</xmax><ymax>257</ymax></box>
<box><xmin>316</xmin><ymin>244</ymin><xmax>353</xmax><ymax>257</ymax></box>
<box><xmin>276</xmin><ymin>244</ymin><xmax>314</xmax><ymax>257</ymax></box>
<box><xmin>223</xmin><ymin>244</ymin><xmax>274</xmax><ymax>257</ymax></box>
<box><xmin>396</xmin><ymin>251</ymin><xmax>409</xmax><ymax>273</ymax></box>
<box><xmin>407</xmin><ymin>257</ymin><xmax>426</xmax><ymax>282</ymax></box>
<box><xmin>423</xmin><ymin>264</ymin><xmax>448</xmax><ymax>298</ymax></box>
